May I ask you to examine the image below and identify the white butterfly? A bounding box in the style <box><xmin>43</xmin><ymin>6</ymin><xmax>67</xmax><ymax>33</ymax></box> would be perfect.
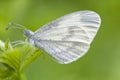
<box><xmin>8</xmin><ymin>10</ymin><xmax>101</xmax><ymax>64</ymax></box>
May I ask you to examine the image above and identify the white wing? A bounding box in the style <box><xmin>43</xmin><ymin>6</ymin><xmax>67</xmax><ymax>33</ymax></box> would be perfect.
<box><xmin>33</xmin><ymin>10</ymin><xmax>101</xmax><ymax>64</ymax></box>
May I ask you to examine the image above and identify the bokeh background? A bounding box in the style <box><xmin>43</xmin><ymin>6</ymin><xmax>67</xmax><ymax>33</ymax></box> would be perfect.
<box><xmin>0</xmin><ymin>0</ymin><xmax>120</xmax><ymax>80</ymax></box>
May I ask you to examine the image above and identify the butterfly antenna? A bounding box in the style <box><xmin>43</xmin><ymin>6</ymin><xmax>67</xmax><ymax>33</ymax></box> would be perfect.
<box><xmin>6</xmin><ymin>22</ymin><xmax>26</xmax><ymax>30</ymax></box>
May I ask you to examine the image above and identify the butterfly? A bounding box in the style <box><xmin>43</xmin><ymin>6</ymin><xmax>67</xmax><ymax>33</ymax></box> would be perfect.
<box><xmin>7</xmin><ymin>10</ymin><xmax>101</xmax><ymax>64</ymax></box>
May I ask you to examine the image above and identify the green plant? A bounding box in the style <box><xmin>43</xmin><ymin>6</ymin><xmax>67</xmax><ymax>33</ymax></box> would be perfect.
<box><xmin>0</xmin><ymin>40</ymin><xmax>41</xmax><ymax>80</ymax></box>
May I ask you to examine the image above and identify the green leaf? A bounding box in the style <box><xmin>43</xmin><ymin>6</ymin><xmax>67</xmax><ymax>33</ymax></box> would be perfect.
<box><xmin>0</xmin><ymin>40</ymin><xmax>5</xmax><ymax>52</ymax></box>
<box><xmin>4</xmin><ymin>40</ymin><xmax>13</xmax><ymax>51</ymax></box>
<box><xmin>21</xmin><ymin>48</ymin><xmax>41</xmax><ymax>72</ymax></box>
<box><xmin>0</xmin><ymin>41</ymin><xmax>42</xmax><ymax>80</ymax></box>
<box><xmin>20</xmin><ymin>44</ymin><xmax>34</xmax><ymax>62</ymax></box>
<box><xmin>0</xmin><ymin>64</ymin><xmax>14</xmax><ymax>79</ymax></box>
<box><xmin>1</xmin><ymin>49</ymin><xmax>20</xmax><ymax>71</ymax></box>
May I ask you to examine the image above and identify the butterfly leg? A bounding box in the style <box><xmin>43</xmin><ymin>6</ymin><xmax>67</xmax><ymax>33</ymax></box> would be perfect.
<box><xmin>11</xmin><ymin>40</ymin><xmax>25</xmax><ymax>47</ymax></box>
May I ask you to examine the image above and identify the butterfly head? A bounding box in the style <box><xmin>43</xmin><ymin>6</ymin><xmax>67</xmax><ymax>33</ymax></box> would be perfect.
<box><xmin>23</xmin><ymin>30</ymin><xmax>34</xmax><ymax>38</ymax></box>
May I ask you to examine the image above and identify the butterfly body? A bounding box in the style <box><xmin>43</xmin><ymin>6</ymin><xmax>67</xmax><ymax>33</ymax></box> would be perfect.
<box><xmin>23</xmin><ymin>10</ymin><xmax>101</xmax><ymax>64</ymax></box>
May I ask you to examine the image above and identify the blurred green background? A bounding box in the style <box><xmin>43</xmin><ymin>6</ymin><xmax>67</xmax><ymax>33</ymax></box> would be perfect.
<box><xmin>0</xmin><ymin>0</ymin><xmax>120</xmax><ymax>80</ymax></box>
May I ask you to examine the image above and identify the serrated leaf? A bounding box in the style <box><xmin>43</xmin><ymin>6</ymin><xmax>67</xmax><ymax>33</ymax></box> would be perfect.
<box><xmin>5</xmin><ymin>40</ymin><xmax>13</xmax><ymax>51</ymax></box>
<box><xmin>20</xmin><ymin>44</ymin><xmax>34</xmax><ymax>62</ymax></box>
<box><xmin>21</xmin><ymin>49</ymin><xmax>41</xmax><ymax>72</ymax></box>
<box><xmin>1</xmin><ymin>49</ymin><xmax>20</xmax><ymax>71</ymax></box>
<box><xmin>0</xmin><ymin>41</ymin><xmax>42</xmax><ymax>80</ymax></box>
<box><xmin>0</xmin><ymin>65</ymin><xmax>14</xmax><ymax>79</ymax></box>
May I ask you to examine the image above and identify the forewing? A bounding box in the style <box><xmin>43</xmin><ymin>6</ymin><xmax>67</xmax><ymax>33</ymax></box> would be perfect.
<box><xmin>33</xmin><ymin>10</ymin><xmax>101</xmax><ymax>64</ymax></box>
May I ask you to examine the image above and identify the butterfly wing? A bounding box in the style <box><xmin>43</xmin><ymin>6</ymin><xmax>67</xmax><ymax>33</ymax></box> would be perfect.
<box><xmin>33</xmin><ymin>10</ymin><xmax>101</xmax><ymax>64</ymax></box>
